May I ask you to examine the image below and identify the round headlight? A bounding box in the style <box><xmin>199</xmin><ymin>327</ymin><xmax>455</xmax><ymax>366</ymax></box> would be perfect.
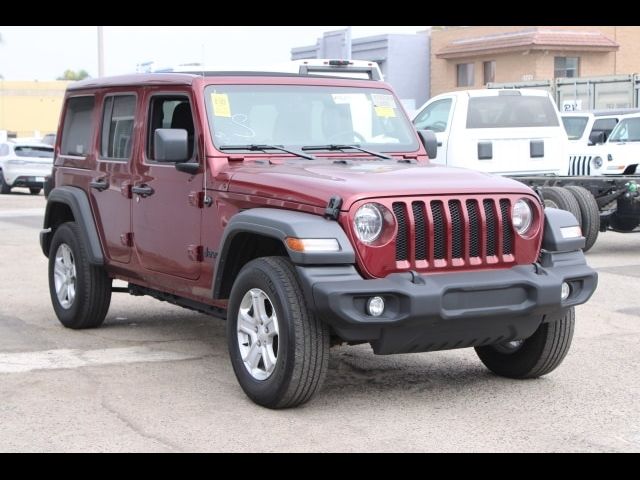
<box><xmin>592</xmin><ymin>156</ymin><xmax>603</xmax><ymax>169</ymax></box>
<box><xmin>354</xmin><ymin>203</ymin><xmax>383</xmax><ymax>243</ymax></box>
<box><xmin>512</xmin><ymin>199</ymin><xmax>533</xmax><ymax>236</ymax></box>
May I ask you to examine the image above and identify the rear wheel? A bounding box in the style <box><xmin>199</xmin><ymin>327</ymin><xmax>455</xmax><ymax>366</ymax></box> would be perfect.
<box><xmin>541</xmin><ymin>187</ymin><xmax>582</xmax><ymax>227</ymax></box>
<box><xmin>565</xmin><ymin>185</ymin><xmax>600</xmax><ymax>251</ymax></box>
<box><xmin>227</xmin><ymin>256</ymin><xmax>330</xmax><ymax>409</ymax></box>
<box><xmin>48</xmin><ymin>222</ymin><xmax>112</xmax><ymax>329</ymax></box>
<box><xmin>29</xmin><ymin>187</ymin><xmax>42</xmax><ymax>195</ymax></box>
<box><xmin>0</xmin><ymin>170</ymin><xmax>11</xmax><ymax>194</ymax></box>
<box><xmin>475</xmin><ymin>307</ymin><xmax>575</xmax><ymax>379</ymax></box>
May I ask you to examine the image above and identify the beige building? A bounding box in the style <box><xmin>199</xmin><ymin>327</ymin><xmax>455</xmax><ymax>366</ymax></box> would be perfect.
<box><xmin>0</xmin><ymin>80</ymin><xmax>70</xmax><ymax>138</ymax></box>
<box><xmin>430</xmin><ymin>26</ymin><xmax>640</xmax><ymax>96</ymax></box>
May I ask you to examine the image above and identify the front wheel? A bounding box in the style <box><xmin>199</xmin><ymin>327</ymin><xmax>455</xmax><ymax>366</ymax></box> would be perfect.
<box><xmin>227</xmin><ymin>257</ymin><xmax>330</xmax><ymax>409</ymax></box>
<box><xmin>475</xmin><ymin>307</ymin><xmax>575</xmax><ymax>379</ymax></box>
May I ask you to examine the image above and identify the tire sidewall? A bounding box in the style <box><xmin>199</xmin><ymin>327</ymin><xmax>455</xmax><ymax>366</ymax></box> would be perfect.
<box><xmin>227</xmin><ymin>259</ymin><xmax>295</xmax><ymax>404</ymax></box>
<box><xmin>48</xmin><ymin>223</ymin><xmax>86</xmax><ymax>327</ymax></box>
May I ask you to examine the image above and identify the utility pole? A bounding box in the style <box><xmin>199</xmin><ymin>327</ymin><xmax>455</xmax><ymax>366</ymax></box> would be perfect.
<box><xmin>97</xmin><ymin>26</ymin><xmax>105</xmax><ymax>77</ymax></box>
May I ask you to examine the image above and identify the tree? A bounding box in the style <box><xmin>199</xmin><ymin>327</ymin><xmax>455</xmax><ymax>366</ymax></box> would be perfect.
<box><xmin>57</xmin><ymin>69</ymin><xmax>90</xmax><ymax>81</ymax></box>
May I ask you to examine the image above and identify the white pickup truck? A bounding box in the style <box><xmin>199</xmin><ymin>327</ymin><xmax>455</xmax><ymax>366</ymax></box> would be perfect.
<box><xmin>412</xmin><ymin>88</ymin><xmax>568</xmax><ymax>175</ymax></box>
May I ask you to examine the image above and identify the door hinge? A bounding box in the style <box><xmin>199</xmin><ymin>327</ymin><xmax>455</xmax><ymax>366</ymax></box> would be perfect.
<box><xmin>120</xmin><ymin>232</ymin><xmax>133</xmax><ymax>247</ymax></box>
<box><xmin>187</xmin><ymin>244</ymin><xmax>203</xmax><ymax>262</ymax></box>
<box><xmin>189</xmin><ymin>191</ymin><xmax>213</xmax><ymax>208</ymax></box>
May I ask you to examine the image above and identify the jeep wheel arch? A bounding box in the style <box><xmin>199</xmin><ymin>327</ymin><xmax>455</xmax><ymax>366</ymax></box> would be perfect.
<box><xmin>213</xmin><ymin>208</ymin><xmax>354</xmax><ymax>300</ymax></box>
<box><xmin>41</xmin><ymin>186</ymin><xmax>104</xmax><ymax>265</ymax></box>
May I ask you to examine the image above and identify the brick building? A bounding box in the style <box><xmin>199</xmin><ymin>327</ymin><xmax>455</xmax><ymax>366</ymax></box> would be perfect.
<box><xmin>430</xmin><ymin>26</ymin><xmax>640</xmax><ymax>96</ymax></box>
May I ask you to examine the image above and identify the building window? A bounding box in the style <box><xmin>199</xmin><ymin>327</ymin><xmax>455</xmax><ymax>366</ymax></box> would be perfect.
<box><xmin>457</xmin><ymin>63</ymin><xmax>474</xmax><ymax>87</ymax></box>
<box><xmin>554</xmin><ymin>57</ymin><xmax>580</xmax><ymax>78</ymax></box>
<box><xmin>483</xmin><ymin>61</ymin><xmax>496</xmax><ymax>84</ymax></box>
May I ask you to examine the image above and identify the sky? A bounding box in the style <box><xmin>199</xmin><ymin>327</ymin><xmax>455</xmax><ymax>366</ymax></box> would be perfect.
<box><xmin>0</xmin><ymin>26</ymin><xmax>428</xmax><ymax>80</ymax></box>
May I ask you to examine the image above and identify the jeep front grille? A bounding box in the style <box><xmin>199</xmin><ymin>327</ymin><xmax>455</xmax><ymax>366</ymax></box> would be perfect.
<box><xmin>392</xmin><ymin>197</ymin><xmax>514</xmax><ymax>270</ymax></box>
<box><xmin>568</xmin><ymin>155</ymin><xmax>591</xmax><ymax>176</ymax></box>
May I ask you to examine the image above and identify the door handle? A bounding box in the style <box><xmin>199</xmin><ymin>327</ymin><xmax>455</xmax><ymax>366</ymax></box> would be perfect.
<box><xmin>437</xmin><ymin>142</ymin><xmax>443</xmax><ymax>147</ymax></box>
<box><xmin>89</xmin><ymin>178</ymin><xmax>109</xmax><ymax>191</ymax></box>
<box><xmin>132</xmin><ymin>184</ymin><xmax>154</xmax><ymax>198</ymax></box>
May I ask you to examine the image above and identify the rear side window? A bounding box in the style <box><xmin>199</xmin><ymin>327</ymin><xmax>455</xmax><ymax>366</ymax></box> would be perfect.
<box><xmin>60</xmin><ymin>96</ymin><xmax>95</xmax><ymax>156</ymax></box>
<box><xmin>14</xmin><ymin>146</ymin><xmax>54</xmax><ymax>158</ymax></box>
<box><xmin>101</xmin><ymin>95</ymin><xmax>136</xmax><ymax>160</ymax></box>
<box><xmin>467</xmin><ymin>96</ymin><xmax>560</xmax><ymax>128</ymax></box>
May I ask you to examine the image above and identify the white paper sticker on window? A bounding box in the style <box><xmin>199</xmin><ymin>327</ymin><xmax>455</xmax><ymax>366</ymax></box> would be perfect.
<box><xmin>371</xmin><ymin>94</ymin><xmax>396</xmax><ymax>109</ymax></box>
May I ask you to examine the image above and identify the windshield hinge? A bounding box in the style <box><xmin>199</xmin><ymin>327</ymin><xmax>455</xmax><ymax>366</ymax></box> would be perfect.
<box><xmin>324</xmin><ymin>195</ymin><xmax>343</xmax><ymax>221</ymax></box>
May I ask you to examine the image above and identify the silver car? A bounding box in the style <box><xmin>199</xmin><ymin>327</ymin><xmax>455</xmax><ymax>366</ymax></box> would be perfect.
<box><xmin>0</xmin><ymin>141</ymin><xmax>54</xmax><ymax>195</ymax></box>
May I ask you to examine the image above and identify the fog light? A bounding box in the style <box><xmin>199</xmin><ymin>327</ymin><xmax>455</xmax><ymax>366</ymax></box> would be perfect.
<box><xmin>561</xmin><ymin>282</ymin><xmax>571</xmax><ymax>301</ymax></box>
<box><xmin>367</xmin><ymin>296</ymin><xmax>385</xmax><ymax>317</ymax></box>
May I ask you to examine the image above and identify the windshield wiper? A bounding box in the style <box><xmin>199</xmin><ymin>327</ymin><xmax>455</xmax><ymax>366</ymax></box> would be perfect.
<box><xmin>301</xmin><ymin>144</ymin><xmax>393</xmax><ymax>160</ymax></box>
<box><xmin>219</xmin><ymin>144</ymin><xmax>316</xmax><ymax>161</ymax></box>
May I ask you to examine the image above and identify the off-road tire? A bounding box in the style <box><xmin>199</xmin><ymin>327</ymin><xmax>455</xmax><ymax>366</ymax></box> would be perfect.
<box><xmin>565</xmin><ymin>185</ymin><xmax>600</xmax><ymax>251</ymax></box>
<box><xmin>227</xmin><ymin>256</ymin><xmax>330</xmax><ymax>409</ymax></box>
<box><xmin>48</xmin><ymin>222</ymin><xmax>112</xmax><ymax>329</ymax></box>
<box><xmin>475</xmin><ymin>307</ymin><xmax>575</xmax><ymax>379</ymax></box>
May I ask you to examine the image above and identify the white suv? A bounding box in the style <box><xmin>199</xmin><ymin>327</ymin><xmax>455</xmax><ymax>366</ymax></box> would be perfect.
<box><xmin>0</xmin><ymin>141</ymin><xmax>54</xmax><ymax>195</ymax></box>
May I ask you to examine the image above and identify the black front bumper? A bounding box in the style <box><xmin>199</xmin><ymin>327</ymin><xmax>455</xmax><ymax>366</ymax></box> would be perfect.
<box><xmin>297</xmin><ymin>250</ymin><xmax>597</xmax><ymax>354</ymax></box>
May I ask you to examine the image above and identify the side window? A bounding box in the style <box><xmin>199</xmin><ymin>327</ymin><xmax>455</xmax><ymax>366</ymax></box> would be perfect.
<box><xmin>60</xmin><ymin>96</ymin><xmax>95</xmax><ymax>157</ymax></box>
<box><xmin>413</xmin><ymin>99</ymin><xmax>452</xmax><ymax>133</ymax></box>
<box><xmin>100</xmin><ymin>95</ymin><xmax>136</xmax><ymax>160</ymax></box>
<box><xmin>0</xmin><ymin>144</ymin><xmax>9</xmax><ymax>156</ymax></box>
<box><xmin>147</xmin><ymin>96</ymin><xmax>195</xmax><ymax>161</ymax></box>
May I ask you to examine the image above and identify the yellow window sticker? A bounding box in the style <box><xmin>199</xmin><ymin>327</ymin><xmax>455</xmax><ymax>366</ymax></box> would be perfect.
<box><xmin>375</xmin><ymin>106</ymin><xmax>396</xmax><ymax>118</ymax></box>
<box><xmin>211</xmin><ymin>93</ymin><xmax>231</xmax><ymax>117</ymax></box>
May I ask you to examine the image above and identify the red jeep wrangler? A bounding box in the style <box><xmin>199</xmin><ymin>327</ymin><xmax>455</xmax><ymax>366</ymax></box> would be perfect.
<box><xmin>41</xmin><ymin>70</ymin><xmax>597</xmax><ymax>408</ymax></box>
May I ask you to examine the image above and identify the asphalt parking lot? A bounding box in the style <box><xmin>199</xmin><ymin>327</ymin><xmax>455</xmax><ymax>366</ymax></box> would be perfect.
<box><xmin>0</xmin><ymin>190</ymin><xmax>639</xmax><ymax>452</ymax></box>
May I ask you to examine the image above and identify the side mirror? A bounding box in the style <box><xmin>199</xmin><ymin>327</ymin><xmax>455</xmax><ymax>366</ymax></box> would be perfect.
<box><xmin>154</xmin><ymin>128</ymin><xmax>189</xmax><ymax>162</ymax></box>
<box><xmin>418</xmin><ymin>129</ymin><xmax>438</xmax><ymax>159</ymax></box>
<box><xmin>588</xmin><ymin>130</ymin><xmax>606</xmax><ymax>146</ymax></box>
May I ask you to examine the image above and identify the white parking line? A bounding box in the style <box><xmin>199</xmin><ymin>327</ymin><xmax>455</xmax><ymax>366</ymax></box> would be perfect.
<box><xmin>0</xmin><ymin>346</ymin><xmax>203</xmax><ymax>374</ymax></box>
<box><xmin>0</xmin><ymin>208</ymin><xmax>44</xmax><ymax>218</ymax></box>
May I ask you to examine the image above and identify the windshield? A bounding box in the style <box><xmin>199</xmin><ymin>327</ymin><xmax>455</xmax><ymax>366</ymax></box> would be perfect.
<box><xmin>562</xmin><ymin>116</ymin><xmax>589</xmax><ymax>140</ymax></box>
<box><xmin>467</xmin><ymin>95</ymin><xmax>559</xmax><ymax>128</ymax></box>
<box><xmin>14</xmin><ymin>146</ymin><xmax>54</xmax><ymax>158</ymax></box>
<box><xmin>204</xmin><ymin>85</ymin><xmax>419</xmax><ymax>153</ymax></box>
<box><xmin>608</xmin><ymin>117</ymin><xmax>640</xmax><ymax>142</ymax></box>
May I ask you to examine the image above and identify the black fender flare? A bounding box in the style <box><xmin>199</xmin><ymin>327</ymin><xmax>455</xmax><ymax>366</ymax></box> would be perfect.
<box><xmin>213</xmin><ymin>208</ymin><xmax>355</xmax><ymax>299</ymax></box>
<box><xmin>40</xmin><ymin>186</ymin><xmax>104</xmax><ymax>265</ymax></box>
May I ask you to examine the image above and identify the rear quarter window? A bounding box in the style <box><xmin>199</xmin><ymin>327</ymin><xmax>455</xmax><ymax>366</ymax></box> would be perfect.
<box><xmin>60</xmin><ymin>96</ymin><xmax>96</xmax><ymax>157</ymax></box>
<box><xmin>467</xmin><ymin>96</ymin><xmax>559</xmax><ymax>128</ymax></box>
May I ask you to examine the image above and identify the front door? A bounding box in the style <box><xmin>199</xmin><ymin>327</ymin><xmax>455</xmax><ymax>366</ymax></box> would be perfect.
<box><xmin>131</xmin><ymin>92</ymin><xmax>203</xmax><ymax>281</ymax></box>
<box><xmin>89</xmin><ymin>93</ymin><xmax>136</xmax><ymax>264</ymax></box>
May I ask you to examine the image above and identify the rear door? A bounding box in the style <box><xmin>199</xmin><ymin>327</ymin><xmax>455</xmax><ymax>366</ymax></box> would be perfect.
<box><xmin>88</xmin><ymin>93</ymin><xmax>135</xmax><ymax>264</ymax></box>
